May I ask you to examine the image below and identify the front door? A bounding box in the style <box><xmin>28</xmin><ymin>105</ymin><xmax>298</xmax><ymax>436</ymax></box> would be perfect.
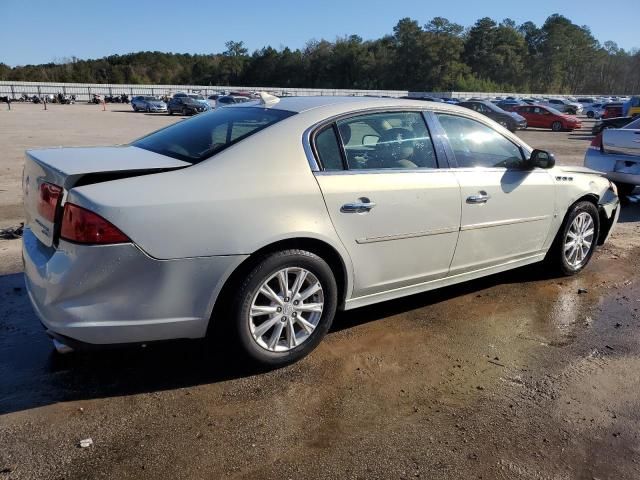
<box><xmin>434</xmin><ymin>112</ymin><xmax>555</xmax><ymax>274</ymax></box>
<box><xmin>312</xmin><ymin>111</ymin><xmax>462</xmax><ymax>299</ymax></box>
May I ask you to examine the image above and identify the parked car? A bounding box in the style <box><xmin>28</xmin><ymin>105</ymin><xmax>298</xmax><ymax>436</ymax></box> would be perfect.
<box><xmin>22</xmin><ymin>96</ymin><xmax>619</xmax><ymax>365</ymax></box>
<box><xmin>602</xmin><ymin>103</ymin><xmax>623</xmax><ymax>119</ymax></box>
<box><xmin>167</xmin><ymin>96</ymin><xmax>208</xmax><ymax>115</ymax></box>
<box><xmin>131</xmin><ymin>96</ymin><xmax>167</xmax><ymax>113</ymax></box>
<box><xmin>173</xmin><ymin>92</ymin><xmax>211</xmax><ymax>110</ymax></box>
<box><xmin>576</xmin><ymin>97</ymin><xmax>598</xmax><ymax>109</ymax></box>
<box><xmin>585</xmin><ymin>103</ymin><xmax>605</xmax><ymax>119</ymax></box>
<box><xmin>512</xmin><ymin>105</ymin><xmax>582</xmax><ymax>132</ymax></box>
<box><xmin>458</xmin><ymin>100</ymin><xmax>527</xmax><ymax>132</ymax></box>
<box><xmin>585</xmin><ymin>116</ymin><xmax>640</xmax><ymax>196</ymax></box>
<box><xmin>543</xmin><ymin>98</ymin><xmax>582</xmax><ymax>115</ymax></box>
<box><xmin>591</xmin><ymin>116</ymin><xmax>634</xmax><ymax>135</ymax></box>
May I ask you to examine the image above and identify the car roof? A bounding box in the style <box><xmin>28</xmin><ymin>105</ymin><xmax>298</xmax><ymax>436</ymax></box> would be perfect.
<box><xmin>229</xmin><ymin>95</ymin><xmax>467</xmax><ymax>114</ymax></box>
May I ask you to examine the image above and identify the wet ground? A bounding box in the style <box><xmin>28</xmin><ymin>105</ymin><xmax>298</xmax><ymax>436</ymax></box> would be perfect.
<box><xmin>1</xmin><ymin>104</ymin><xmax>640</xmax><ymax>479</ymax></box>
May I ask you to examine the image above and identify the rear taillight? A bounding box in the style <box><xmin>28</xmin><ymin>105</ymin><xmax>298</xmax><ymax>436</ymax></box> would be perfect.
<box><xmin>37</xmin><ymin>182</ymin><xmax>63</xmax><ymax>222</ymax></box>
<box><xmin>589</xmin><ymin>133</ymin><xmax>603</xmax><ymax>151</ymax></box>
<box><xmin>60</xmin><ymin>203</ymin><xmax>130</xmax><ymax>245</ymax></box>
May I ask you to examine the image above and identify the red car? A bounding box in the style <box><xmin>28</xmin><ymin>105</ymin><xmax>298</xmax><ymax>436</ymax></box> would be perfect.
<box><xmin>602</xmin><ymin>104</ymin><xmax>623</xmax><ymax>119</ymax></box>
<box><xmin>512</xmin><ymin>105</ymin><xmax>582</xmax><ymax>132</ymax></box>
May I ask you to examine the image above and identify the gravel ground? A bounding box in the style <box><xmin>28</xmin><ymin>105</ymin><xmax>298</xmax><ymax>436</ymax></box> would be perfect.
<box><xmin>1</xmin><ymin>102</ymin><xmax>639</xmax><ymax>479</ymax></box>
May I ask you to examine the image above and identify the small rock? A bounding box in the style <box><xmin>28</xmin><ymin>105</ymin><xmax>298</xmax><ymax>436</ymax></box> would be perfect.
<box><xmin>615</xmin><ymin>323</ymin><xmax>622</xmax><ymax>328</ymax></box>
<box><xmin>578</xmin><ymin>288</ymin><xmax>588</xmax><ymax>294</ymax></box>
<box><xmin>476</xmin><ymin>386</ymin><xmax>484</xmax><ymax>390</ymax></box>
<box><xmin>79</xmin><ymin>438</ymin><xmax>93</xmax><ymax>448</ymax></box>
<box><xmin>605</xmin><ymin>345</ymin><xmax>614</xmax><ymax>350</ymax></box>
<box><xmin>613</xmin><ymin>432</ymin><xmax>621</xmax><ymax>437</ymax></box>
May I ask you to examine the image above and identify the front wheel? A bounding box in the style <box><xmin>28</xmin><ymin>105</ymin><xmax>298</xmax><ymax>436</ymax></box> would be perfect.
<box><xmin>233</xmin><ymin>250</ymin><xmax>338</xmax><ymax>367</ymax></box>
<box><xmin>546</xmin><ymin>201</ymin><xmax>599</xmax><ymax>276</ymax></box>
<box><xmin>587</xmin><ymin>111</ymin><xmax>594</xmax><ymax>118</ymax></box>
<box><xmin>551</xmin><ymin>121</ymin><xmax>563</xmax><ymax>132</ymax></box>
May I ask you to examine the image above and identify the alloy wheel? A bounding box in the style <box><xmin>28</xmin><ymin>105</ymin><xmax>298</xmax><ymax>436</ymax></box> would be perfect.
<box><xmin>564</xmin><ymin>212</ymin><xmax>595</xmax><ymax>269</ymax></box>
<box><xmin>249</xmin><ymin>267</ymin><xmax>324</xmax><ymax>352</ymax></box>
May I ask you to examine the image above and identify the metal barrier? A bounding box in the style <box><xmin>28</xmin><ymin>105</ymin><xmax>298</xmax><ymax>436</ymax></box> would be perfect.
<box><xmin>0</xmin><ymin>81</ymin><xmax>633</xmax><ymax>102</ymax></box>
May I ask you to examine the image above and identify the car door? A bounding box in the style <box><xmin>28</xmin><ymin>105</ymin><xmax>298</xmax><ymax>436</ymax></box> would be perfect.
<box><xmin>433</xmin><ymin>112</ymin><xmax>555</xmax><ymax>274</ymax></box>
<box><xmin>313</xmin><ymin>111</ymin><xmax>461</xmax><ymax>298</ymax></box>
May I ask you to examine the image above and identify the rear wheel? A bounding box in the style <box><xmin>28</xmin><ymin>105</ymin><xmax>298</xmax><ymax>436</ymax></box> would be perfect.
<box><xmin>615</xmin><ymin>182</ymin><xmax>636</xmax><ymax>197</ymax></box>
<box><xmin>551</xmin><ymin>121</ymin><xmax>563</xmax><ymax>132</ymax></box>
<box><xmin>232</xmin><ymin>249</ymin><xmax>338</xmax><ymax>367</ymax></box>
<box><xmin>167</xmin><ymin>108</ymin><xmax>173</xmax><ymax>115</ymax></box>
<box><xmin>546</xmin><ymin>201</ymin><xmax>599</xmax><ymax>276</ymax></box>
<box><xmin>587</xmin><ymin>111</ymin><xmax>594</xmax><ymax>118</ymax></box>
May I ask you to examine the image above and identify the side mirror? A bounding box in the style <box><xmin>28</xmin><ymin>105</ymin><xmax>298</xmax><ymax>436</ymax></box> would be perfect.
<box><xmin>362</xmin><ymin>135</ymin><xmax>380</xmax><ymax>146</ymax></box>
<box><xmin>529</xmin><ymin>149</ymin><xmax>555</xmax><ymax>169</ymax></box>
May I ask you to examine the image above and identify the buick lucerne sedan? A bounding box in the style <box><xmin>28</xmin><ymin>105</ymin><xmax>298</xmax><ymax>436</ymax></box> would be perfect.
<box><xmin>23</xmin><ymin>95</ymin><xmax>620</xmax><ymax>366</ymax></box>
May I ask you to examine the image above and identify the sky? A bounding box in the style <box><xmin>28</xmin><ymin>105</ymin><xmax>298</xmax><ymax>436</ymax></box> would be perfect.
<box><xmin>1</xmin><ymin>0</ymin><xmax>637</xmax><ymax>66</ymax></box>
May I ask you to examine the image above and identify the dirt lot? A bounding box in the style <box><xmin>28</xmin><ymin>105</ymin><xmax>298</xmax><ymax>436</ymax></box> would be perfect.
<box><xmin>1</xmin><ymin>103</ymin><xmax>640</xmax><ymax>479</ymax></box>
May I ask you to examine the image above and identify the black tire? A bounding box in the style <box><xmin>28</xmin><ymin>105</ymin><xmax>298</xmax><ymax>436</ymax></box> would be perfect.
<box><xmin>546</xmin><ymin>201</ymin><xmax>600</xmax><ymax>276</ymax></box>
<box><xmin>146</xmin><ymin>106</ymin><xmax>151</xmax><ymax>113</ymax></box>
<box><xmin>133</xmin><ymin>106</ymin><xmax>138</xmax><ymax>112</ymax></box>
<box><xmin>232</xmin><ymin>249</ymin><xmax>338</xmax><ymax>367</ymax></box>
<box><xmin>614</xmin><ymin>182</ymin><xmax>636</xmax><ymax>197</ymax></box>
<box><xmin>167</xmin><ymin>108</ymin><xmax>173</xmax><ymax>115</ymax></box>
<box><xmin>182</xmin><ymin>107</ymin><xmax>189</xmax><ymax>116</ymax></box>
<box><xmin>551</xmin><ymin>121</ymin><xmax>563</xmax><ymax>132</ymax></box>
<box><xmin>587</xmin><ymin>111</ymin><xmax>594</xmax><ymax>119</ymax></box>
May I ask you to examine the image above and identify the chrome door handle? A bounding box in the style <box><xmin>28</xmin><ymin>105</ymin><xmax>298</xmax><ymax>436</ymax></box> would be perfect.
<box><xmin>466</xmin><ymin>192</ymin><xmax>491</xmax><ymax>204</ymax></box>
<box><xmin>341</xmin><ymin>199</ymin><xmax>376</xmax><ymax>213</ymax></box>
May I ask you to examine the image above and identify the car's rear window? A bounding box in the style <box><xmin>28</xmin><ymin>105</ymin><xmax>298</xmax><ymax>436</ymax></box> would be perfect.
<box><xmin>132</xmin><ymin>107</ymin><xmax>295</xmax><ymax>163</ymax></box>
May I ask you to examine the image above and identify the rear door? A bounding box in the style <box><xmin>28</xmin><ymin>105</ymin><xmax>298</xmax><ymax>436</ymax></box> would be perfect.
<box><xmin>433</xmin><ymin>112</ymin><xmax>555</xmax><ymax>274</ymax></box>
<box><xmin>313</xmin><ymin>110</ymin><xmax>461</xmax><ymax>298</ymax></box>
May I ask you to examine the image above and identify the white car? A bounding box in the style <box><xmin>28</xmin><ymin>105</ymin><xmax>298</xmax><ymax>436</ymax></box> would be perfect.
<box><xmin>22</xmin><ymin>95</ymin><xmax>620</xmax><ymax>366</ymax></box>
<box><xmin>544</xmin><ymin>98</ymin><xmax>583</xmax><ymax>115</ymax></box>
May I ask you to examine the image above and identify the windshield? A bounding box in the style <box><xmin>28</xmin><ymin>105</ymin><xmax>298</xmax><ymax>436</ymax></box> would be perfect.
<box><xmin>132</xmin><ymin>107</ymin><xmax>295</xmax><ymax>164</ymax></box>
<box><xmin>545</xmin><ymin>106</ymin><xmax>564</xmax><ymax>115</ymax></box>
<box><xmin>188</xmin><ymin>94</ymin><xmax>205</xmax><ymax>100</ymax></box>
<box><xmin>485</xmin><ymin>102</ymin><xmax>506</xmax><ymax>113</ymax></box>
<box><xmin>143</xmin><ymin>96</ymin><xmax>158</xmax><ymax>101</ymax></box>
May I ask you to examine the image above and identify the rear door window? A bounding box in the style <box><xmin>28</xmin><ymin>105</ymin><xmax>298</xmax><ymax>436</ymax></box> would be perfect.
<box><xmin>334</xmin><ymin>111</ymin><xmax>438</xmax><ymax>170</ymax></box>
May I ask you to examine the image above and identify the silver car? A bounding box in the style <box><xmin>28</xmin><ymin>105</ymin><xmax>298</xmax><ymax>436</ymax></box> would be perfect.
<box><xmin>23</xmin><ymin>95</ymin><xmax>620</xmax><ymax>366</ymax></box>
<box><xmin>131</xmin><ymin>96</ymin><xmax>167</xmax><ymax>113</ymax></box>
<box><xmin>585</xmin><ymin>116</ymin><xmax>640</xmax><ymax>196</ymax></box>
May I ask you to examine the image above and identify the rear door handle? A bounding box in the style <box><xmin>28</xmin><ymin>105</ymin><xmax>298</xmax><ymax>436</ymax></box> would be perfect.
<box><xmin>466</xmin><ymin>192</ymin><xmax>491</xmax><ymax>204</ymax></box>
<box><xmin>341</xmin><ymin>198</ymin><xmax>376</xmax><ymax>213</ymax></box>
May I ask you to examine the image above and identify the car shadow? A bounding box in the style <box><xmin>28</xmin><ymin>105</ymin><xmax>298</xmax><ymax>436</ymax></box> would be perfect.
<box><xmin>111</xmin><ymin>110</ymin><xmax>170</xmax><ymax>116</ymax></box>
<box><xmin>0</xmin><ymin>258</ymin><xmax>563</xmax><ymax>416</ymax></box>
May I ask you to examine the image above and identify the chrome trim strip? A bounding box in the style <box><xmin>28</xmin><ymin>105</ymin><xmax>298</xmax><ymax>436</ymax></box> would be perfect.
<box><xmin>461</xmin><ymin>215</ymin><xmax>550</xmax><ymax>231</ymax></box>
<box><xmin>356</xmin><ymin>226</ymin><xmax>459</xmax><ymax>244</ymax></box>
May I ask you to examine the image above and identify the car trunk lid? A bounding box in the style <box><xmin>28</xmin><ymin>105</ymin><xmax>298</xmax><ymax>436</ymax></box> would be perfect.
<box><xmin>23</xmin><ymin>146</ymin><xmax>189</xmax><ymax>247</ymax></box>
<box><xmin>602</xmin><ymin>129</ymin><xmax>640</xmax><ymax>157</ymax></box>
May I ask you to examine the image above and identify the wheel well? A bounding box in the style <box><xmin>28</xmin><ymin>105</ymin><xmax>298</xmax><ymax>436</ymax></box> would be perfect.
<box><xmin>208</xmin><ymin>238</ymin><xmax>349</xmax><ymax>334</ymax></box>
<box><xmin>569</xmin><ymin>194</ymin><xmax>611</xmax><ymax>245</ymax></box>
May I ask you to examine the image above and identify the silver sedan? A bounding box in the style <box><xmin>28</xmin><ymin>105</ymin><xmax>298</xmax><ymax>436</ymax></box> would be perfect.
<box><xmin>23</xmin><ymin>95</ymin><xmax>620</xmax><ymax>366</ymax></box>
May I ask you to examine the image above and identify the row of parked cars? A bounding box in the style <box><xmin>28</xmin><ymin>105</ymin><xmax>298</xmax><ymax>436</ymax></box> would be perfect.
<box><xmin>131</xmin><ymin>91</ymin><xmax>254</xmax><ymax>115</ymax></box>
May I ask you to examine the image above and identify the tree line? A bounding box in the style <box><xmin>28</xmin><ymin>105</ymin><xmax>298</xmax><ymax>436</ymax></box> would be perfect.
<box><xmin>1</xmin><ymin>14</ymin><xmax>638</xmax><ymax>94</ymax></box>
